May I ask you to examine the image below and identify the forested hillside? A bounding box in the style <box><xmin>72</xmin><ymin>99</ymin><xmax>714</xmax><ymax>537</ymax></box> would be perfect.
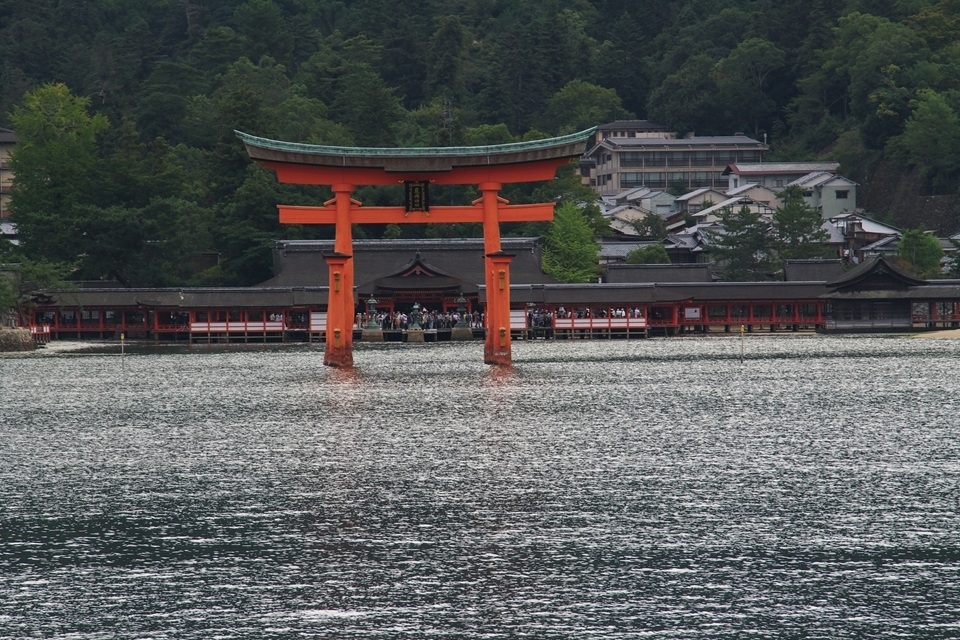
<box><xmin>2</xmin><ymin>0</ymin><xmax>959</xmax><ymax>286</ymax></box>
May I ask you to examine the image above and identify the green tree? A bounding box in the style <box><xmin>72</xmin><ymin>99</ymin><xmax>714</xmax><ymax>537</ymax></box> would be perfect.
<box><xmin>625</xmin><ymin>244</ymin><xmax>670</xmax><ymax>264</ymax></box>
<box><xmin>887</xmin><ymin>90</ymin><xmax>960</xmax><ymax>188</ymax></box>
<box><xmin>0</xmin><ymin>257</ymin><xmax>76</xmax><ymax>325</ymax></box>
<box><xmin>896</xmin><ymin>228</ymin><xmax>943</xmax><ymax>277</ymax></box>
<box><xmin>538</xmin><ymin>80</ymin><xmax>632</xmax><ymax>135</ymax></box>
<box><xmin>789</xmin><ymin>12</ymin><xmax>927</xmax><ymax>149</ymax></box>
<box><xmin>234</xmin><ymin>0</ymin><xmax>294</xmax><ymax>65</ymax></box>
<box><xmin>714</xmin><ymin>38</ymin><xmax>785</xmax><ymax>136</ymax></box>
<box><xmin>331</xmin><ymin>66</ymin><xmax>405</xmax><ymax>146</ymax></box>
<box><xmin>8</xmin><ymin>83</ymin><xmax>109</xmax><ymax>264</ymax></box>
<box><xmin>631</xmin><ymin>212</ymin><xmax>668</xmax><ymax>239</ymax></box>
<box><xmin>542</xmin><ymin>202</ymin><xmax>600</xmax><ymax>283</ymax></box>
<box><xmin>773</xmin><ymin>186</ymin><xmax>831</xmax><ymax>260</ymax></box>
<box><xmin>647</xmin><ymin>55</ymin><xmax>718</xmax><ymax>134</ymax></box>
<box><xmin>706</xmin><ymin>205</ymin><xmax>776</xmax><ymax>281</ymax></box>
<box><xmin>463</xmin><ymin>123</ymin><xmax>515</xmax><ymax>146</ymax></box>
<box><xmin>525</xmin><ymin>163</ymin><xmax>610</xmax><ymax>238</ymax></box>
<box><xmin>423</xmin><ymin>15</ymin><xmax>469</xmax><ymax>101</ymax></box>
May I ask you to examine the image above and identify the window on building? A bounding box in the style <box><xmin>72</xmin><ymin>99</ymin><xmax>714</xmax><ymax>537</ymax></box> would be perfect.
<box><xmin>836</xmin><ymin>190</ymin><xmax>849</xmax><ymax>199</ymax></box>
<box><xmin>644</xmin><ymin>172</ymin><xmax>666</xmax><ymax>188</ymax></box>
<box><xmin>714</xmin><ymin>150</ymin><xmax>736</xmax><ymax>165</ymax></box>
<box><xmin>773</xmin><ymin>179</ymin><xmax>783</xmax><ymax>187</ymax></box>
<box><xmin>668</xmin><ymin>151</ymin><xmax>689</xmax><ymax>166</ymax></box>
<box><xmin>620</xmin><ymin>152</ymin><xmax>642</xmax><ymax>167</ymax></box>
<box><xmin>668</xmin><ymin>172</ymin><xmax>688</xmax><ymax>186</ymax></box>
<box><xmin>802</xmin><ymin>190</ymin><xmax>813</xmax><ymax>198</ymax></box>
<box><xmin>737</xmin><ymin>150</ymin><xmax>761</xmax><ymax>162</ymax></box>
<box><xmin>691</xmin><ymin>172</ymin><xmax>711</xmax><ymax>187</ymax></box>
<box><xmin>691</xmin><ymin>151</ymin><xmax>712</xmax><ymax>166</ymax></box>
<box><xmin>643</xmin><ymin>151</ymin><xmax>667</xmax><ymax>167</ymax></box>
<box><xmin>620</xmin><ymin>173</ymin><xmax>642</xmax><ymax>188</ymax></box>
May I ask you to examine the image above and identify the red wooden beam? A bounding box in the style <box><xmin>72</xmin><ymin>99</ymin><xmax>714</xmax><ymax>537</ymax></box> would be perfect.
<box><xmin>263</xmin><ymin>158</ymin><xmax>570</xmax><ymax>186</ymax></box>
<box><xmin>278</xmin><ymin>203</ymin><xmax>555</xmax><ymax>225</ymax></box>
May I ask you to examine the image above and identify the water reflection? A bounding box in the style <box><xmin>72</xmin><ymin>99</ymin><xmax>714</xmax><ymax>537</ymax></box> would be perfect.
<box><xmin>1</xmin><ymin>336</ymin><xmax>959</xmax><ymax>638</ymax></box>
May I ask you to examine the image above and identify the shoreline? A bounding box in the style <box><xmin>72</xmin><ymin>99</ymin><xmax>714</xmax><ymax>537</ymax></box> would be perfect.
<box><xmin>913</xmin><ymin>328</ymin><xmax>960</xmax><ymax>339</ymax></box>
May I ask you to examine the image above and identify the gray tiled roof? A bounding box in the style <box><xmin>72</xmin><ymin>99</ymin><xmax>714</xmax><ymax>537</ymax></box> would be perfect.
<box><xmin>725</xmin><ymin>162</ymin><xmax>839</xmax><ymax>175</ymax></box>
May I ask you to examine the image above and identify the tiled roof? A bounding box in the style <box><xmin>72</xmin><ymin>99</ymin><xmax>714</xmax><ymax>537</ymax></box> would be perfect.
<box><xmin>238</xmin><ymin>127</ymin><xmax>595</xmax><ymax>170</ymax></box>
<box><xmin>725</xmin><ymin>162</ymin><xmax>839</xmax><ymax>175</ymax></box>
<box><xmin>675</xmin><ymin>187</ymin><xmax>718</xmax><ymax>202</ymax></box>
<box><xmin>724</xmin><ymin>182</ymin><xmax>778</xmax><ymax>197</ymax></box>
<box><xmin>598</xmin><ymin>134</ymin><xmax>765</xmax><ymax>149</ymax></box>
<box><xmin>788</xmin><ymin>171</ymin><xmax>857</xmax><ymax>188</ymax></box>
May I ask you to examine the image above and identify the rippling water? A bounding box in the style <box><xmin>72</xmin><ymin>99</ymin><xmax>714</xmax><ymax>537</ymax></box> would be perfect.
<box><xmin>2</xmin><ymin>335</ymin><xmax>960</xmax><ymax>638</ymax></box>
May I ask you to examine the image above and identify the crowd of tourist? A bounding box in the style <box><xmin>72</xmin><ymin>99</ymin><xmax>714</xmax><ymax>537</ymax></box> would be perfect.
<box><xmin>360</xmin><ymin>306</ymin><xmax>646</xmax><ymax>330</ymax></box>
<box><xmin>363</xmin><ymin>309</ymin><xmax>484</xmax><ymax>331</ymax></box>
<box><xmin>554</xmin><ymin>307</ymin><xmax>645</xmax><ymax>319</ymax></box>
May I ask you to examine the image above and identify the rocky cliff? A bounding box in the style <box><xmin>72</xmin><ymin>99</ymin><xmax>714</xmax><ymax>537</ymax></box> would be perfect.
<box><xmin>854</xmin><ymin>160</ymin><xmax>960</xmax><ymax>233</ymax></box>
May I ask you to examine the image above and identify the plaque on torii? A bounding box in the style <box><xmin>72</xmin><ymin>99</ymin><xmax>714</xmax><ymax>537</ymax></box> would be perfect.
<box><xmin>238</xmin><ymin>128</ymin><xmax>595</xmax><ymax>367</ymax></box>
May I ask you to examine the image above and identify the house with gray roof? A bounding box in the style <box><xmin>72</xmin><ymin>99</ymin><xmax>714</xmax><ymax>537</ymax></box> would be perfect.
<box><xmin>788</xmin><ymin>171</ymin><xmax>857</xmax><ymax>218</ymax></box>
<box><xmin>723</xmin><ymin>162</ymin><xmax>840</xmax><ymax>190</ymax></box>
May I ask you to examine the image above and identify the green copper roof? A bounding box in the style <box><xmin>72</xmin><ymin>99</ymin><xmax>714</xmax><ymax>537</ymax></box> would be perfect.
<box><xmin>236</xmin><ymin>127</ymin><xmax>596</xmax><ymax>158</ymax></box>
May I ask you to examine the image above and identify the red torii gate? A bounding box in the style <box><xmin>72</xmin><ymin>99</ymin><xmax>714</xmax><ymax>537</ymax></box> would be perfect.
<box><xmin>238</xmin><ymin>129</ymin><xmax>595</xmax><ymax>367</ymax></box>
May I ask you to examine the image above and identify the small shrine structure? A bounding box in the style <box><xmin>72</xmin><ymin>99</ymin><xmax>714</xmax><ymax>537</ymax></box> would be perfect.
<box><xmin>237</xmin><ymin>128</ymin><xmax>595</xmax><ymax>367</ymax></box>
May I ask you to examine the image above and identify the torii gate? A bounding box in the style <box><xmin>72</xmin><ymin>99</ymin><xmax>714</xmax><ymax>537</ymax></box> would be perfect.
<box><xmin>237</xmin><ymin>128</ymin><xmax>595</xmax><ymax>367</ymax></box>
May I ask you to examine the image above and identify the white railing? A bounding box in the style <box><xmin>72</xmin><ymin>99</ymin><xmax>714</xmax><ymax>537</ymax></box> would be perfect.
<box><xmin>554</xmin><ymin>317</ymin><xmax>647</xmax><ymax>330</ymax></box>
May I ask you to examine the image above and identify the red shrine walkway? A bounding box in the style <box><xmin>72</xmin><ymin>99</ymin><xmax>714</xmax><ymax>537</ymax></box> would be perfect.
<box><xmin>236</xmin><ymin>128</ymin><xmax>596</xmax><ymax>366</ymax></box>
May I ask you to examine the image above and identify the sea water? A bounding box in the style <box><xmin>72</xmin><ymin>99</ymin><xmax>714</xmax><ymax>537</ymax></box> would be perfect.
<box><xmin>2</xmin><ymin>335</ymin><xmax>959</xmax><ymax>638</ymax></box>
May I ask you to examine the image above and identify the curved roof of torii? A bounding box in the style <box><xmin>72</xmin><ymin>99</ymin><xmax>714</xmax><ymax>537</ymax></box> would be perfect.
<box><xmin>236</xmin><ymin>128</ymin><xmax>596</xmax><ymax>173</ymax></box>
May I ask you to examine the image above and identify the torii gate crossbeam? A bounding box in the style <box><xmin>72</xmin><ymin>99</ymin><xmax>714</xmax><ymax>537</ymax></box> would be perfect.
<box><xmin>238</xmin><ymin>128</ymin><xmax>595</xmax><ymax>367</ymax></box>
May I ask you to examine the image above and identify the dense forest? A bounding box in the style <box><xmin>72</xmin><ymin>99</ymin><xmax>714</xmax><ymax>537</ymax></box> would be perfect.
<box><xmin>2</xmin><ymin>0</ymin><xmax>960</xmax><ymax>287</ymax></box>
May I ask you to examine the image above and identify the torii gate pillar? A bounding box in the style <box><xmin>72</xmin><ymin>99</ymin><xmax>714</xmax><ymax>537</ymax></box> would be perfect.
<box><xmin>322</xmin><ymin>185</ymin><xmax>355</xmax><ymax>367</ymax></box>
<box><xmin>479</xmin><ymin>182</ymin><xmax>513</xmax><ymax>366</ymax></box>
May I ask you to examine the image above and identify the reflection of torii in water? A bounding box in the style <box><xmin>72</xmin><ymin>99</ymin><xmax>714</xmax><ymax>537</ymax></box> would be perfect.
<box><xmin>237</xmin><ymin>128</ymin><xmax>595</xmax><ymax>367</ymax></box>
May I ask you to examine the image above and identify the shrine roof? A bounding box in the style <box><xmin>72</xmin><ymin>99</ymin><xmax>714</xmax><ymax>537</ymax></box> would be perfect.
<box><xmin>236</xmin><ymin>128</ymin><xmax>596</xmax><ymax>172</ymax></box>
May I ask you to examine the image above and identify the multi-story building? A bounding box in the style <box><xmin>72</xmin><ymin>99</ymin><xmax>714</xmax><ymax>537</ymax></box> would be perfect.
<box><xmin>582</xmin><ymin>121</ymin><xmax>768</xmax><ymax>195</ymax></box>
<box><xmin>0</xmin><ymin>128</ymin><xmax>16</xmax><ymax>220</ymax></box>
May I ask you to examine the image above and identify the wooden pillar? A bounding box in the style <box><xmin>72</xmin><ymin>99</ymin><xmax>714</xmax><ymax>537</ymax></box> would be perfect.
<box><xmin>480</xmin><ymin>182</ymin><xmax>512</xmax><ymax>366</ymax></box>
<box><xmin>485</xmin><ymin>252</ymin><xmax>514</xmax><ymax>365</ymax></box>
<box><xmin>324</xmin><ymin>184</ymin><xmax>355</xmax><ymax>367</ymax></box>
<box><xmin>323</xmin><ymin>252</ymin><xmax>353</xmax><ymax>367</ymax></box>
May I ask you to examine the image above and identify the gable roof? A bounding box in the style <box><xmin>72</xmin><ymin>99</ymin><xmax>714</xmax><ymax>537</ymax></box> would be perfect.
<box><xmin>827</xmin><ymin>256</ymin><xmax>927</xmax><ymax>291</ymax></box>
<box><xmin>263</xmin><ymin>237</ymin><xmax>554</xmax><ymax>289</ymax></box>
<box><xmin>676</xmin><ymin>187</ymin><xmax>724</xmax><ymax>202</ymax></box>
<box><xmin>367</xmin><ymin>252</ymin><xmax>464</xmax><ymax>294</ymax></box>
<box><xmin>788</xmin><ymin>171</ymin><xmax>858</xmax><ymax>188</ymax></box>
<box><xmin>693</xmin><ymin>196</ymin><xmax>775</xmax><ymax>219</ymax></box>
<box><xmin>828</xmin><ymin>213</ymin><xmax>901</xmax><ymax>236</ymax></box>
<box><xmin>724</xmin><ymin>183</ymin><xmax>780</xmax><ymax>198</ymax></box>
